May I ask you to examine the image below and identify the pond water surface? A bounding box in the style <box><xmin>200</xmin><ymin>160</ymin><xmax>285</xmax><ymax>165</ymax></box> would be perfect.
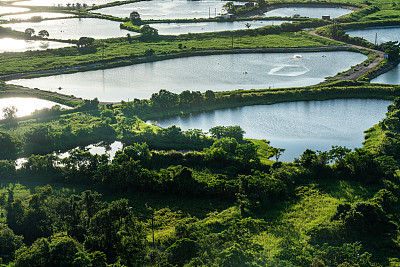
<box><xmin>371</xmin><ymin>65</ymin><xmax>400</xmax><ymax>85</ymax></box>
<box><xmin>346</xmin><ymin>26</ymin><xmax>400</xmax><ymax>44</ymax></box>
<box><xmin>4</xmin><ymin>18</ymin><xmax>135</xmax><ymax>40</ymax></box>
<box><xmin>13</xmin><ymin>0</ymin><xmax>115</xmax><ymax>6</ymax></box>
<box><xmin>0</xmin><ymin>97</ymin><xmax>70</xmax><ymax>118</ymax></box>
<box><xmin>0</xmin><ymin>37</ymin><xmax>71</xmax><ymax>52</ymax></box>
<box><xmin>9</xmin><ymin>51</ymin><xmax>367</xmax><ymax>102</ymax></box>
<box><xmin>153</xmin><ymin>99</ymin><xmax>391</xmax><ymax>161</ymax></box>
<box><xmin>97</xmin><ymin>0</ymin><xmax>243</xmax><ymax>20</ymax></box>
<box><xmin>261</xmin><ymin>7</ymin><xmax>351</xmax><ymax>18</ymax></box>
<box><xmin>152</xmin><ymin>20</ymin><xmax>288</xmax><ymax>35</ymax></box>
<box><xmin>0</xmin><ymin>6</ymin><xmax>30</xmax><ymax>15</ymax></box>
<box><xmin>1</xmin><ymin>12</ymin><xmax>72</xmax><ymax>20</ymax></box>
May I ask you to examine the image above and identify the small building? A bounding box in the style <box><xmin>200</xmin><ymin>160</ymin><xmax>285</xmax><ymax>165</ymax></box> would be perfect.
<box><xmin>218</xmin><ymin>13</ymin><xmax>235</xmax><ymax>20</ymax></box>
<box><xmin>322</xmin><ymin>15</ymin><xmax>331</xmax><ymax>20</ymax></box>
<box><xmin>384</xmin><ymin>54</ymin><xmax>389</xmax><ymax>59</ymax></box>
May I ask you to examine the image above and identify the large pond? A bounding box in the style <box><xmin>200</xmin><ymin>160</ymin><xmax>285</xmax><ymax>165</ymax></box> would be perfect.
<box><xmin>0</xmin><ymin>37</ymin><xmax>71</xmax><ymax>52</ymax></box>
<box><xmin>346</xmin><ymin>26</ymin><xmax>400</xmax><ymax>45</ymax></box>
<box><xmin>0</xmin><ymin>6</ymin><xmax>30</xmax><ymax>15</ymax></box>
<box><xmin>0</xmin><ymin>97</ymin><xmax>70</xmax><ymax>118</ymax></box>
<box><xmin>4</xmin><ymin>18</ymin><xmax>135</xmax><ymax>40</ymax></box>
<box><xmin>13</xmin><ymin>0</ymin><xmax>115</xmax><ymax>7</ymax></box>
<box><xmin>153</xmin><ymin>99</ymin><xmax>391</xmax><ymax>161</ymax></box>
<box><xmin>9</xmin><ymin>51</ymin><xmax>367</xmax><ymax>102</ymax></box>
<box><xmin>1</xmin><ymin>12</ymin><xmax>72</xmax><ymax>21</ymax></box>
<box><xmin>152</xmin><ymin>20</ymin><xmax>288</xmax><ymax>35</ymax></box>
<box><xmin>261</xmin><ymin>7</ymin><xmax>352</xmax><ymax>19</ymax></box>
<box><xmin>97</xmin><ymin>0</ymin><xmax>243</xmax><ymax>20</ymax></box>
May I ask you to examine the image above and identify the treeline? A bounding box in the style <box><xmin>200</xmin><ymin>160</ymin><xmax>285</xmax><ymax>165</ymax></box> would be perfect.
<box><xmin>117</xmin><ymin>85</ymin><xmax>400</xmax><ymax>120</ymax></box>
<box><xmin>3</xmin><ymin>135</ymin><xmax>284</xmax><ymax>203</ymax></box>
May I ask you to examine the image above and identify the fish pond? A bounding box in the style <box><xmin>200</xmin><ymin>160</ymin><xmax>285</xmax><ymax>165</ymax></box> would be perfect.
<box><xmin>9</xmin><ymin>51</ymin><xmax>367</xmax><ymax>102</ymax></box>
<box><xmin>346</xmin><ymin>26</ymin><xmax>400</xmax><ymax>44</ymax></box>
<box><xmin>97</xmin><ymin>0</ymin><xmax>243</xmax><ymax>20</ymax></box>
<box><xmin>152</xmin><ymin>20</ymin><xmax>288</xmax><ymax>35</ymax></box>
<box><xmin>0</xmin><ymin>37</ymin><xmax>71</xmax><ymax>52</ymax></box>
<box><xmin>0</xmin><ymin>97</ymin><xmax>70</xmax><ymax>118</ymax></box>
<box><xmin>4</xmin><ymin>18</ymin><xmax>135</xmax><ymax>40</ymax></box>
<box><xmin>153</xmin><ymin>99</ymin><xmax>391</xmax><ymax>161</ymax></box>
<box><xmin>12</xmin><ymin>0</ymin><xmax>115</xmax><ymax>6</ymax></box>
<box><xmin>260</xmin><ymin>6</ymin><xmax>352</xmax><ymax>19</ymax></box>
<box><xmin>1</xmin><ymin>12</ymin><xmax>72</xmax><ymax>21</ymax></box>
<box><xmin>0</xmin><ymin>6</ymin><xmax>30</xmax><ymax>15</ymax></box>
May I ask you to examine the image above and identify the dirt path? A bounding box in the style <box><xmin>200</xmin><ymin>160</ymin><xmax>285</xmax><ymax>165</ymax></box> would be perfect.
<box><xmin>308</xmin><ymin>30</ymin><xmax>386</xmax><ymax>84</ymax></box>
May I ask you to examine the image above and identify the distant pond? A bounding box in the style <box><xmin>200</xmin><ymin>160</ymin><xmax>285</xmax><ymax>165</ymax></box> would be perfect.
<box><xmin>346</xmin><ymin>26</ymin><xmax>400</xmax><ymax>44</ymax></box>
<box><xmin>4</xmin><ymin>18</ymin><xmax>136</xmax><ymax>40</ymax></box>
<box><xmin>152</xmin><ymin>20</ymin><xmax>289</xmax><ymax>35</ymax></box>
<box><xmin>1</xmin><ymin>12</ymin><xmax>72</xmax><ymax>21</ymax></box>
<box><xmin>260</xmin><ymin>7</ymin><xmax>352</xmax><ymax>19</ymax></box>
<box><xmin>9</xmin><ymin>51</ymin><xmax>367</xmax><ymax>102</ymax></box>
<box><xmin>153</xmin><ymin>99</ymin><xmax>391</xmax><ymax>162</ymax></box>
<box><xmin>0</xmin><ymin>97</ymin><xmax>70</xmax><ymax>118</ymax></box>
<box><xmin>0</xmin><ymin>7</ymin><xmax>30</xmax><ymax>15</ymax></box>
<box><xmin>12</xmin><ymin>0</ymin><xmax>115</xmax><ymax>6</ymax></box>
<box><xmin>97</xmin><ymin>0</ymin><xmax>243</xmax><ymax>20</ymax></box>
<box><xmin>0</xmin><ymin>37</ymin><xmax>72</xmax><ymax>53</ymax></box>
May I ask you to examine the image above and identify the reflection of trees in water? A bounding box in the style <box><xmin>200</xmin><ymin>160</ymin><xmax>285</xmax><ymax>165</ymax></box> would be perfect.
<box><xmin>39</xmin><ymin>42</ymin><xmax>50</xmax><ymax>49</ymax></box>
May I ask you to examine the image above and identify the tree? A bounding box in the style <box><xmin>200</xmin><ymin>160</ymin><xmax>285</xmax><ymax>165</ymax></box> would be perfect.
<box><xmin>272</xmin><ymin>147</ymin><xmax>285</xmax><ymax>161</ymax></box>
<box><xmin>205</xmin><ymin>90</ymin><xmax>215</xmax><ymax>101</ymax></box>
<box><xmin>85</xmin><ymin>199</ymin><xmax>146</xmax><ymax>264</ymax></box>
<box><xmin>2</xmin><ymin>106</ymin><xmax>18</xmax><ymax>121</ymax></box>
<box><xmin>257</xmin><ymin>0</ymin><xmax>267</xmax><ymax>8</ymax></box>
<box><xmin>130</xmin><ymin>11</ymin><xmax>141</xmax><ymax>23</ymax></box>
<box><xmin>0</xmin><ymin>131</ymin><xmax>20</xmax><ymax>159</ymax></box>
<box><xmin>38</xmin><ymin>30</ymin><xmax>49</xmax><ymax>38</ymax></box>
<box><xmin>151</xmin><ymin>89</ymin><xmax>179</xmax><ymax>109</ymax></box>
<box><xmin>209</xmin><ymin>126</ymin><xmax>245</xmax><ymax>142</ymax></box>
<box><xmin>140</xmin><ymin>24</ymin><xmax>158</xmax><ymax>40</ymax></box>
<box><xmin>77</xmin><ymin>37</ymin><xmax>95</xmax><ymax>48</ymax></box>
<box><xmin>223</xmin><ymin>1</ymin><xmax>236</xmax><ymax>14</ymax></box>
<box><xmin>24</xmin><ymin>28</ymin><xmax>35</xmax><ymax>37</ymax></box>
<box><xmin>380</xmin><ymin>41</ymin><xmax>400</xmax><ymax>61</ymax></box>
<box><xmin>0</xmin><ymin>224</ymin><xmax>23</xmax><ymax>258</ymax></box>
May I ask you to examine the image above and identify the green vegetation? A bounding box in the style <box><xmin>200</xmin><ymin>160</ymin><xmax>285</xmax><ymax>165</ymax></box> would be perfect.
<box><xmin>3</xmin><ymin>0</ymin><xmax>400</xmax><ymax>265</ymax></box>
<box><xmin>1</xmin><ymin>98</ymin><xmax>400</xmax><ymax>265</ymax></box>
